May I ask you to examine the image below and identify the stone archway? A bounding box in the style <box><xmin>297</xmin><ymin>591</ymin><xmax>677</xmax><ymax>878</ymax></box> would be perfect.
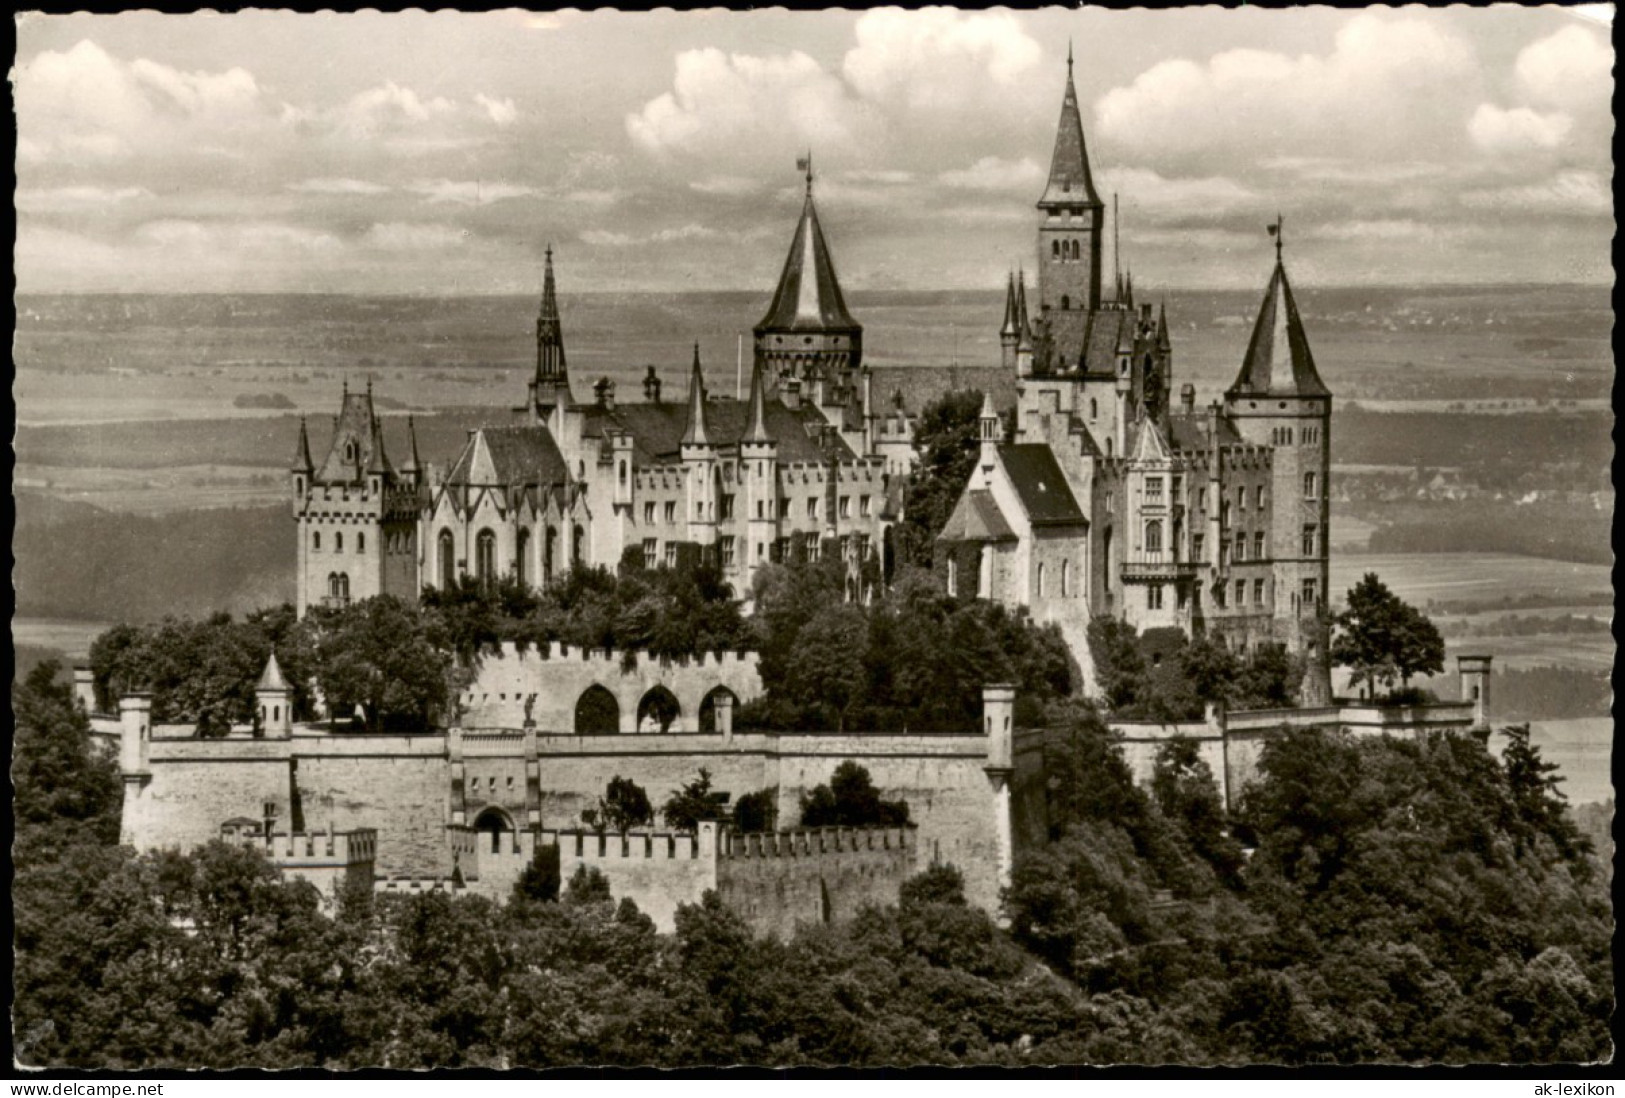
<box><xmin>698</xmin><ymin>686</ymin><xmax>740</xmax><ymax>735</ymax></box>
<box><xmin>575</xmin><ymin>684</ymin><xmax>620</xmax><ymax>735</ymax></box>
<box><xmin>636</xmin><ymin>685</ymin><xmax>681</xmax><ymax>733</ymax></box>
<box><xmin>473</xmin><ymin>806</ymin><xmax>516</xmax><ymax>855</ymax></box>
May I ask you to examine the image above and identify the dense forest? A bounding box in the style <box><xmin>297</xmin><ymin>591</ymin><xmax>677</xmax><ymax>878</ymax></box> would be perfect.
<box><xmin>14</xmin><ymin>659</ymin><xmax>1612</xmax><ymax>1067</ymax></box>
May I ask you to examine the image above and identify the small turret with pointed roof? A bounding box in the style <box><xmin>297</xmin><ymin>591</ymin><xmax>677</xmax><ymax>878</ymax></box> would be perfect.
<box><xmin>681</xmin><ymin>342</ymin><xmax>711</xmax><ymax>447</ymax></box>
<box><xmin>743</xmin><ymin>355</ymin><xmax>773</xmax><ymax>445</ymax></box>
<box><xmin>257</xmin><ymin>651</ymin><xmax>289</xmax><ymax>692</ymax></box>
<box><xmin>531</xmin><ymin>244</ymin><xmax>572</xmax><ymax>414</ymax></box>
<box><xmin>292</xmin><ymin>416</ymin><xmax>314</xmax><ymax>474</ymax></box>
<box><xmin>400</xmin><ymin>414</ymin><xmax>422</xmax><ymax>483</ymax></box>
<box><xmin>1157</xmin><ymin>301</ymin><xmax>1171</xmax><ymax>351</ymax></box>
<box><xmin>1000</xmin><ymin>271</ymin><xmax>1019</xmax><ymax>338</ymax></box>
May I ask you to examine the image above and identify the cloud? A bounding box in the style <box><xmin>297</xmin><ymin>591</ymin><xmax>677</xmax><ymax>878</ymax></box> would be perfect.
<box><xmin>407</xmin><ymin>179</ymin><xmax>536</xmax><ymax>205</ymax></box>
<box><xmin>1460</xmin><ymin>169</ymin><xmax>1611</xmax><ymax>214</ymax></box>
<box><xmin>1097</xmin><ymin>167</ymin><xmax>1257</xmax><ymax>221</ymax></box>
<box><xmin>130</xmin><ymin>218</ymin><xmax>341</xmax><ymax>253</ymax></box>
<box><xmin>364</xmin><ymin>222</ymin><xmax>470</xmax><ymax>250</ymax></box>
<box><xmin>938</xmin><ymin>156</ymin><xmax>1043</xmax><ymax>192</ymax></box>
<box><xmin>579</xmin><ymin>223</ymin><xmax>773</xmax><ymax>248</ymax></box>
<box><xmin>475</xmin><ymin>93</ymin><xmax>518</xmax><ymax>127</ymax></box>
<box><xmin>625</xmin><ymin>48</ymin><xmax>871</xmax><ymax>159</ymax></box>
<box><xmin>841</xmin><ymin>8</ymin><xmax>1042</xmax><ymax>109</ymax></box>
<box><xmin>1310</xmin><ymin>219</ymin><xmax>1467</xmax><ymax>243</ymax></box>
<box><xmin>1258</xmin><ymin>157</ymin><xmax>1446</xmax><ymax>186</ymax></box>
<box><xmin>689</xmin><ymin>175</ymin><xmax>762</xmax><ymax>197</ymax></box>
<box><xmin>1467</xmin><ymin>104</ymin><xmax>1573</xmax><ymax>152</ymax></box>
<box><xmin>287</xmin><ymin>177</ymin><xmax>391</xmax><ymax>195</ymax></box>
<box><xmin>15</xmin><ymin>185</ymin><xmax>151</xmax><ymax>212</ymax></box>
<box><xmin>1515</xmin><ymin>25</ymin><xmax>1613</xmax><ymax>111</ymax></box>
<box><xmin>1097</xmin><ymin>13</ymin><xmax>1480</xmax><ymax>171</ymax></box>
<box><xmin>841</xmin><ymin>168</ymin><xmax>914</xmax><ymax>185</ymax></box>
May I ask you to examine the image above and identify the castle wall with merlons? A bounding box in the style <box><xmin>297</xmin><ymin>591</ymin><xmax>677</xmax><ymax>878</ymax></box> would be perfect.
<box><xmin>291</xmin><ymin>736</ymin><xmax>453</xmax><ymax>878</ymax></box>
<box><xmin>716</xmin><ymin>827</ymin><xmax>914</xmax><ymax>941</ymax></box>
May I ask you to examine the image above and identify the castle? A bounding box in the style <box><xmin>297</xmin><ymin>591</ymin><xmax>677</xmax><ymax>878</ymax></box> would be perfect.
<box><xmin>936</xmin><ymin>56</ymin><xmax>1332</xmax><ymax>701</ymax></box>
<box><xmin>93</xmin><ymin>58</ymin><xmax>1499</xmax><ymax>937</ymax></box>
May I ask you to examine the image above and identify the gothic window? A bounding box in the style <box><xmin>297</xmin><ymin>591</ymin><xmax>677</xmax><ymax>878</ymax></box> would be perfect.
<box><xmin>339</xmin><ymin>574</ymin><xmax>350</xmax><ymax>600</ymax></box>
<box><xmin>1037</xmin><ymin>562</ymin><xmax>1046</xmax><ymax>598</ymax></box>
<box><xmin>1304</xmin><ymin>472</ymin><xmax>1318</xmax><ymax>499</ymax></box>
<box><xmin>1145</xmin><ymin>520</ymin><xmax>1163</xmax><ymax>555</ymax></box>
<box><xmin>544</xmin><ymin>526</ymin><xmax>557</xmax><ymax>581</ymax></box>
<box><xmin>345</xmin><ymin>441</ymin><xmax>356</xmax><ymax>463</ymax></box>
<box><xmin>619</xmin><ymin>461</ymin><xmax>628</xmax><ymax>488</ymax></box>
<box><xmin>475</xmin><ymin>529</ymin><xmax>496</xmax><ymax>585</ymax></box>
<box><xmin>357</xmin><ymin>532</ymin><xmax>365</xmax><ymax>553</ymax></box>
<box><xmin>1061</xmin><ymin>559</ymin><xmax>1071</xmax><ymax>597</ymax></box>
<box><xmin>313</xmin><ymin>530</ymin><xmax>321</xmax><ymax>551</ymax></box>
<box><xmin>335</xmin><ymin>531</ymin><xmax>344</xmax><ymax>553</ymax></box>
<box><xmin>1071</xmin><ymin>240</ymin><xmax>1081</xmax><ymax>260</ymax></box>
<box><xmin>516</xmin><ymin>529</ymin><xmax>531</xmax><ymax>586</ymax></box>
<box><xmin>572</xmin><ymin>524</ymin><xmax>585</xmax><ymax>565</ymax></box>
<box><xmin>439</xmin><ymin>529</ymin><xmax>455</xmax><ymax>589</ymax></box>
<box><xmin>1254</xmin><ymin>532</ymin><xmax>1265</xmax><ymax>560</ymax></box>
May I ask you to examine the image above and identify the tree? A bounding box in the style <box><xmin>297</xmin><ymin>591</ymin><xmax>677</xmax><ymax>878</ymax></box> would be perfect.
<box><xmin>895</xmin><ymin>389</ymin><xmax>986</xmax><ymax>567</ymax></box>
<box><xmin>1332</xmin><ymin>573</ymin><xmax>1444</xmax><ymax>698</ymax></box>
<box><xmin>1500</xmin><ymin>723</ymin><xmax>1587</xmax><ymax>859</ymax></box>
<box><xmin>13</xmin><ymin>660</ymin><xmax>122</xmax><ymax>847</ymax></box>
<box><xmin>311</xmin><ymin>595</ymin><xmax>449</xmax><ymax>731</ymax></box>
<box><xmin>583</xmin><ymin>776</ymin><xmax>654</xmax><ymax>834</ymax></box>
<box><xmin>731</xmin><ymin>789</ymin><xmax>778</xmax><ymax>833</ymax></box>
<box><xmin>784</xmin><ymin>605</ymin><xmax>869</xmax><ymax>731</ymax></box>
<box><xmin>663</xmin><ymin>768</ymin><xmax>727</xmax><ymax>832</ymax></box>
<box><xmin>800</xmin><ymin>761</ymin><xmax>910</xmax><ymax>828</ymax></box>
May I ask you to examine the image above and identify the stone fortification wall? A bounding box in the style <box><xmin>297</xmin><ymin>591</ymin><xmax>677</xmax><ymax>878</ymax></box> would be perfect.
<box><xmin>1109</xmin><ymin>712</ymin><xmax>1229</xmax><ymax>806</ymax></box>
<box><xmin>545</xmin><ymin>825</ymin><xmax>719</xmax><ymax>932</ymax></box>
<box><xmin>716</xmin><ymin>825</ymin><xmax>914</xmax><ymax>941</ymax></box>
<box><xmin>458</xmin><ymin>642</ymin><xmax>762</xmax><ymax>733</ymax></box>
<box><xmin>289</xmin><ymin>733</ymin><xmax>450</xmax><ymax>878</ymax></box>
<box><xmin>261</xmin><ymin>828</ymin><xmax>376</xmax><ymax>903</ymax></box>
<box><xmin>127</xmin><ymin>734</ymin><xmax>292</xmax><ymax>852</ymax></box>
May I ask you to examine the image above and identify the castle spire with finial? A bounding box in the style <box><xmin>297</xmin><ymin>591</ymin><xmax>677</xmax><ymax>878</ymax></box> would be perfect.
<box><xmin>681</xmin><ymin>342</ymin><xmax>710</xmax><ymax>446</ymax></box>
<box><xmin>531</xmin><ymin>242</ymin><xmax>572</xmax><ymax>411</ymax></box>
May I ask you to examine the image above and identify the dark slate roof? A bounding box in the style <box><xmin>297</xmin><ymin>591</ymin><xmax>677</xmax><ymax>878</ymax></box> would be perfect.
<box><xmin>1038</xmin><ymin>65</ymin><xmax>1102</xmax><ymax>208</ymax></box>
<box><xmin>1227</xmin><ymin>261</ymin><xmax>1330</xmax><ymax>398</ymax></box>
<box><xmin>938</xmin><ymin>489</ymin><xmax>1017</xmax><ymax>543</ymax></box>
<box><xmin>999</xmin><ymin>444</ymin><xmax>1086</xmax><ymax>527</ymax></box>
<box><xmin>446</xmin><ymin>426</ymin><xmax>569</xmax><ymax>487</ymax></box>
<box><xmin>581</xmin><ymin>398</ymin><xmax>850</xmax><ymax>466</ymax></box>
<box><xmin>755</xmin><ymin>193</ymin><xmax>861</xmax><ymax>334</ymax></box>
<box><xmin>316</xmin><ymin>389</ymin><xmax>391</xmax><ymax>484</ymax></box>
<box><xmin>1167</xmin><ymin>412</ymin><xmax>1244</xmax><ymax>453</ymax></box>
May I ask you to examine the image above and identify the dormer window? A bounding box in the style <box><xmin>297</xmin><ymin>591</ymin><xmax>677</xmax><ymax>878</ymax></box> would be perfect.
<box><xmin>345</xmin><ymin>441</ymin><xmax>357</xmax><ymax>463</ymax></box>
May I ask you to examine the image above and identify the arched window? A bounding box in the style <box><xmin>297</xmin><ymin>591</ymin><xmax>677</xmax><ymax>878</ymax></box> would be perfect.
<box><xmin>516</xmin><ymin>528</ymin><xmax>531</xmax><ymax>587</ymax></box>
<box><xmin>1052</xmin><ymin>240</ymin><xmax>1060</xmax><ymax>258</ymax></box>
<box><xmin>1036</xmin><ymin>562</ymin><xmax>1046</xmax><ymax>598</ymax></box>
<box><xmin>337</xmin><ymin>573</ymin><xmax>350</xmax><ymax>600</ymax></box>
<box><xmin>1070</xmin><ymin>239</ymin><xmax>1080</xmax><ymax>260</ymax></box>
<box><xmin>544</xmin><ymin>526</ymin><xmax>557</xmax><ymax>582</ymax></box>
<box><xmin>345</xmin><ymin>441</ymin><xmax>356</xmax><ymax>463</ymax></box>
<box><xmin>698</xmin><ymin>686</ymin><xmax>739</xmax><ymax>735</ymax></box>
<box><xmin>313</xmin><ymin>530</ymin><xmax>322</xmax><ymax>551</ymax></box>
<box><xmin>335</xmin><ymin>531</ymin><xmax>344</xmax><ymax>553</ymax></box>
<box><xmin>637</xmin><ymin>685</ymin><xmax>681</xmax><ymax>733</ymax></box>
<box><xmin>1061</xmin><ymin>559</ymin><xmax>1071</xmax><ymax>597</ymax></box>
<box><xmin>1061</xmin><ymin>294</ymin><xmax>1071</xmax><ymax>311</ymax></box>
<box><xmin>619</xmin><ymin>461</ymin><xmax>628</xmax><ymax>487</ymax></box>
<box><xmin>475</xmin><ymin>529</ymin><xmax>496</xmax><ymax>585</ymax></box>
<box><xmin>575</xmin><ymin>685</ymin><xmax>620</xmax><ymax>736</ymax></box>
<box><xmin>357</xmin><ymin>532</ymin><xmax>365</xmax><ymax>553</ymax></box>
<box><xmin>1089</xmin><ymin>398</ymin><xmax>1097</xmax><ymax>419</ymax></box>
<box><xmin>1145</xmin><ymin>520</ymin><xmax>1163</xmax><ymax>555</ymax></box>
<box><xmin>572</xmin><ymin>524</ymin><xmax>585</xmax><ymax>565</ymax></box>
<box><xmin>438</xmin><ymin>529</ymin><xmax>456</xmax><ymax>590</ymax></box>
<box><xmin>473</xmin><ymin>807</ymin><xmax>514</xmax><ymax>855</ymax></box>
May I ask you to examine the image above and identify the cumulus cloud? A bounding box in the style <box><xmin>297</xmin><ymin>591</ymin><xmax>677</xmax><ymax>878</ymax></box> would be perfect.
<box><xmin>15</xmin><ymin>185</ymin><xmax>151</xmax><ymax>212</ymax></box>
<box><xmin>1515</xmin><ymin>25</ymin><xmax>1613</xmax><ymax>111</ymax></box>
<box><xmin>841</xmin><ymin>9</ymin><xmax>1041</xmax><ymax>110</ymax></box>
<box><xmin>689</xmin><ymin>175</ymin><xmax>763</xmax><ymax>196</ymax></box>
<box><xmin>474</xmin><ymin>93</ymin><xmax>518</xmax><ymax>127</ymax></box>
<box><xmin>1097</xmin><ymin>167</ymin><xmax>1257</xmax><ymax>221</ymax></box>
<box><xmin>130</xmin><ymin>218</ymin><xmax>341</xmax><ymax>253</ymax></box>
<box><xmin>1467</xmin><ymin>104</ymin><xmax>1573</xmax><ymax>152</ymax></box>
<box><xmin>939</xmin><ymin>156</ymin><xmax>1043</xmax><ymax>192</ymax></box>
<box><xmin>364</xmin><ymin>222</ymin><xmax>470</xmax><ymax>250</ymax></box>
<box><xmin>626</xmin><ymin>48</ymin><xmax>871</xmax><ymax>159</ymax></box>
<box><xmin>407</xmin><ymin>179</ymin><xmax>536</xmax><ymax>205</ymax></box>
<box><xmin>1097</xmin><ymin>13</ymin><xmax>1480</xmax><ymax>171</ymax></box>
<box><xmin>580</xmin><ymin>223</ymin><xmax>773</xmax><ymax>247</ymax></box>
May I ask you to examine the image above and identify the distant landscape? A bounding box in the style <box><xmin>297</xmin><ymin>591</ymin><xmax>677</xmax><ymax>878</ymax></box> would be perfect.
<box><xmin>12</xmin><ymin>284</ymin><xmax>1613</xmax><ymax>803</ymax></box>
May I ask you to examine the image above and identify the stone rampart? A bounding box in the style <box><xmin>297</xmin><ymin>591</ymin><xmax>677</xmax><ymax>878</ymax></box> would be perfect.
<box><xmin>716</xmin><ymin>825</ymin><xmax>914</xmax><ymax>940</ymax></box>
<box><xmin>458</xmin><ymin>641</ymin><xmax>762</xmax><ymax>733</ymax></box>
<box><xmin>543</xmin><ymin>824</ymin><xmax>717</xmax><ymax>931</ymax></box>
<box><xmin>261</xmin><ymin>828</ymin><xmax>376</xmax><ymax>904</ymax></box>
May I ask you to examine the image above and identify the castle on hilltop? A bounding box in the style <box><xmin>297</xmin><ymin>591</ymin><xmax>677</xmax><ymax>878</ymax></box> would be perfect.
<box><xmin>937</xmin><ymin>56</ymin><xmax>1333</xmax><ymax>701</ymax></box>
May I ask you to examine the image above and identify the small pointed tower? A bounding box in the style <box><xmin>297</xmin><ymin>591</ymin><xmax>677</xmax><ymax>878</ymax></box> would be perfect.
<box><xmin>740</xmin><ymin>356</ymin><xmax>779</xmax><ymax>589</ymax></box>
<box><xmin>1037</xmin><ymin>45</ymin><xmax>1105</xmax><ymax>314</ymax></box>
<box><xmin>753</xmin><ymin>157</ymin><xmax>863</xmax><ymax>393</ymax></box>
<box><xmin>256</xmin><ymin>652</ymin><xmax>292</xmax><ymax>739</ymax></box>
<box><xmin>1223</xmin><ymin>220</ymin><xmax>1333</xmax><ymax>704</ymax></box>
<box><xmin>999</xmin><ymin>271</ymin><xmax>1021</xmax><ymax>372</ymax></box>
<box><xmin>1013</xmin><ymin>270</ymin><xmax>1036</xmax><ymax>377</ymax></box>
<box><xmin>680</xmin><ymin>343</ymin><xmax>719</xmax><ymax>550</ymax></box>
<box><xmin>977</xmin><ymin>390</ymin><xmax>1001</xmax><ymax>467</ymax></box>
<box><xmin>400</xmin><ymin>415</ymin><xmax>423</xmax><ymax>489</ymax></box>
<box><xmin>529</xmin><ymin>245</ymin><xmax>573</xmax><ymax>420</ymax></box>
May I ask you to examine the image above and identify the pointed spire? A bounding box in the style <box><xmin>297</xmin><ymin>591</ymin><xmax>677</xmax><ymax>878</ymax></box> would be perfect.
<box><xmin>534</xmin><ymin>244</ymin><xmax>570</xmax><ymax>404</ymax></box>
<box><xmin>256</xmin><ymin>651</ymin><xmax>288</xmax><ymax>692</ymax></box>
<box><xmin>1124</xmin><ymin>268</ymin><xmax>1134</xmax><ymax>307</ymax></box>
<box><xmin>366</xmin><ymin>414</ymin><xmax>392</xmax><ymax>476</ymax></box>
<box><xmin>1157</xmin><ymin>300</ymin><xmax>1171</xmax><ymax>351</ymax></box>
<box><xmin>681</xmin><ymin>342</ymin><xmax>710</xmax><ymax>446</ymax></box>
<box><xmin>1014</xmin><ymin>269</ymin><xmax>1034</xmax><ymax>352</ymax></box>
<box><xmin>292</xmin><ymin>416</ymin><xmax>314</xmax><ymax>473</ymax></box>
<box><xmin>1227</xmin><ymin>225</ymin><xmax>1329</xmax><ymax>398</ymax></box>
<box><xmin>1000</xmin><ymin>271</ymin><xmax>1019</xmax><ymax>338</ymax></box>
<box><xmin>757</xmin><ymin>173</ymin><xmax>859</xmax><ymax>334</ymax></box>
<box><xmin>744</xmin><ymin>356</ymin><xmax>772</xmax><ymax>444</ymax></box>
<box><xmin>401</xmin><ymin>415</ymin><xmax>422</xmax><ymax>474</ymax></box>
<box><xmin>1039</xmin><ymin>52</ymin><xmax>1102</xmax><ymax>209</ymax></box>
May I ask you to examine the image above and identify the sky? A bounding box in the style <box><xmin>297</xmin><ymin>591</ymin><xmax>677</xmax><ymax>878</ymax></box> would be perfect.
<box><xmin>12</xmin><ymin>6</ymin><xmax>1615</xmax><ymax>295</ymax></box>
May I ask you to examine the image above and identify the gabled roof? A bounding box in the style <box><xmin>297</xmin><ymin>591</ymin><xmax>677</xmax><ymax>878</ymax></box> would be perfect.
<box><xmin>316</xmin><ymin>387</ymin><xmax>388</xmax><ymax>484</ymax></box>
<box><xmin>1129</xmin><ymin>416</ymin><xmax>1172</xmax><ymax>463</ymax></box>
<box><xmin>755</xmin><ymin>190</ymin><xmax>861</xmax><ymax>334</ymax></box>
<box><xmin>1167</xmin><ymin>411</ymin><xmax>1244</xmax><ymax>453</ymax></box>
<box><xmin>445</xmin><ymin>426</ymin><xmax>569</xmax><ymax>488</ymax></box>
<box><xmin>1227</xmin><ymin>258</ymin><xmax>1330</xmax><ymax>398</ymax></box>
<box><xmin>1038</xmin><ymin>58</ymin><xmax>1102</xmax><ymax>209</ymax></box>
<box><xmin>939</xmin><ymin>489</ymin><xmax>1017</xmax><ymax>543</ymax></box>
<box><xmin>999</xmin><ymin>444</ymin><xmax>1087</xmax><ymax>527</ymax></box>
<box><xmin>581</xmin><ymin>398</ymin><xmax>850</xmax><ymax>466</ymax></box>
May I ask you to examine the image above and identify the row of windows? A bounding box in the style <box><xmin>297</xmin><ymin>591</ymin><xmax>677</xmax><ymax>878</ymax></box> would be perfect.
<box><xmin>436</xmin><ymin>526</ymin><xmax>585</xmax><ymax>589</ymax></box>
<box><xmin>643</xmin><ymin>494</ymin><xmax>874</xmax><ymax>524</ymax></box>
<box><xmin>312</xmin><ymin>530</ymin><xmax>365</xmax><ymax>553</ymax></box>
<box><xmin>1049</xmin><ymin>238</ymin><xmax>1085</xmax><ymax>262</ymax></box>
<box><xmin>948</xmin><ymin>553</ymin><xmax>1083</xmax><ymax>600</ymax></box>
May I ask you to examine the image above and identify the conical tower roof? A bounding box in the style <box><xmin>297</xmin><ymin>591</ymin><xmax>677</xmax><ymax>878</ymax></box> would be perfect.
<box><xmin>401</xmin><ymin>415</ymin><xmax>422</xmax><ymax>474</ymax></box>
<box><xmin>681</xmin><ymin>343</ymin><xmax>711</xmax><ymax>446</ymax></box>
<box><xmin>1039</xmin><ymin>51</ymin><xmax>1102</xmax><ymax>209</ymax></box>
<box><xmin>1227</xmin><ymin>251</ymin><xmax>1330</xmax><ymax>399</ymax></box>
<box><xmin>257</xmin><ymin>652</ymin><xmax>289</xmax><ymax>692</ymax></box>
<box><xmin>755</xmin><ymin>181</ymin><xmax>861</xmax><ymax>334</ymax></box>
<box><xmin>1000</xmin><ymin>272</ymin><xmax>1019</xmax><ymax>338</ymax></box>
<box><xmin>292</xmin><ymin>416</ymin><xmax>314</xmax><ymax>473</ymax></box>
<box><xmin>743</xmin><ymin>357</ymin><xmax>772</xmax><ymax>444</ymax></box>
<box><xmin>1014</xmin><ymin>270</ymin><xmax>1033</xmax><ymax>351</ymax></box>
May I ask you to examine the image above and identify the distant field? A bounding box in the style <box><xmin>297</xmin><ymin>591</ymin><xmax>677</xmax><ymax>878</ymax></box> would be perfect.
<box><xmin>1331</xmin><ymin>553</ymin><xmax>1611</xmax><ymax>612</ymax></box>
<box><xmin>11</xmin><ymin>618</ymin><xmax>112</xmax><ymax>662</ymax></box>
<box><xmin>1505</xmin><ymin>718</ymin><xmax>1614</xmax><ymax>808</ymax></box>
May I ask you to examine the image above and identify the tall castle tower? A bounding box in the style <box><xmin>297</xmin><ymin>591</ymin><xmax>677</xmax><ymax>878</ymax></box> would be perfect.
<box><xmin>1223</xmin><ymin>228</ymin><xmax>1333</xmax><ymax>703</ymax></box>
<box><xmin>1036</xmin><ymin>47</ymin><xmax>1104</xmax><ymax>317</ymax></box>
<box><xmin>752</xmin><ymin>162</ymin><xmax>863</xmax><ymax>397</ymax></box>
<box><xmin>292</xmin><ymin>382</ymin><xmax>422</xmax><ymax>618</ymax></box>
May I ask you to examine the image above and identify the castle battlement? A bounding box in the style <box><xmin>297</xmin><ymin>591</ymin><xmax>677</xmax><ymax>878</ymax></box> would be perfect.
<box><xmin>543</xmin><ymin>827</ymin><xmax>705</xmax><ymax>862</ymax></box>
<box><xmin>720</xmin><ymin>825</ymin><xmax>912</xmax><ymax>859</ymax></box>
<box><xmin>263</xmin><ymin>827</ymin><xmax>377</xmax><ymax>865</ymax></box>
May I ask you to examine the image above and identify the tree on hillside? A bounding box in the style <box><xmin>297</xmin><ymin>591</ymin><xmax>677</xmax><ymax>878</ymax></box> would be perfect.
<box><xmin>784</xmin><ymin>605</ymin><xmax>869</xmax><ymax>732</ymax></box>
<box><xmin>311</xmin><ymin>596</ymin><xmax>449</xmax><ymax>731</ymax></box>
<box><xmin>13</xmin><ymin>661</ymin><xmax>122</xmax><ymax>848</ymax></box>
<box><xmin>663</xmin><ymin>769</ymin><xmax>727</xmax><ymax>833</ymax></box>
<box><xmin>582</xmin><ymin>776</ymin><xmax>654</xmax><ymax>834</ymax></box>
<box><xmin>799</xmin><ymin>761</ymin><xmax>910</xmax><ymax>828</ymax></box>
<box><xmin>1332</xmin><ymin>574</ymin><xmax>1445</xmax><ymax>698</ymax></box>
<box><xmin>895</xmin><ymin>389</ymin><xmax>986</xmax><ymax>568</ymax></box>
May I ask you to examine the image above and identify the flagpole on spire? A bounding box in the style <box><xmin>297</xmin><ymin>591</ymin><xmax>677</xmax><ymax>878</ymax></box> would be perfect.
<box><xmin>1268</xmin><ymin>214</ymin><xmax>1284</xmax><ymax>264</ymax></box>
<box><xmin>1067</xmin><ymin>38</ymin><xmax>1074</xmax><ymax>76</ymax></box>
<box><xmin>798</xmin><ymin>150</ymin><xmax>814</xmax><ymax>196</ymax></box>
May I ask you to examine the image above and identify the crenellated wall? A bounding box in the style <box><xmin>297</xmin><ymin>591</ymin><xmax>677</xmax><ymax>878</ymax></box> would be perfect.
<box><xmin>716</xmin><ymin>825</ymin><xmax>914</xmax><ymax>940</ymax></box>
